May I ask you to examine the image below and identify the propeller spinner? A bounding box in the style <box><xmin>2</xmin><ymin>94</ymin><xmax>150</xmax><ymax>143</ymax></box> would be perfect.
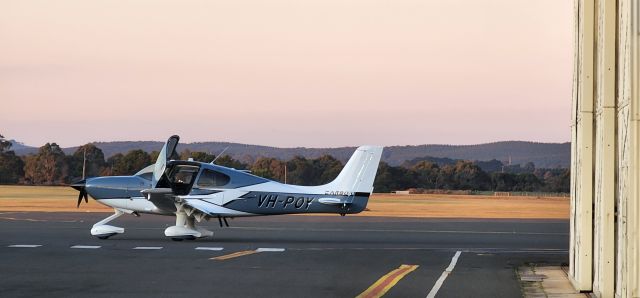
<box><xmin>71</xmin><ymin>180</ymin><xmax>89</xmax><ymax>208</ymax></box>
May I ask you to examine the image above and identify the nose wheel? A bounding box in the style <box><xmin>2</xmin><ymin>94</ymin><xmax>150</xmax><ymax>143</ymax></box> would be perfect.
<box><xmin>91</xmin><ymin>209</ymin><xmax>125</xmax><ymax>239</ymax></box>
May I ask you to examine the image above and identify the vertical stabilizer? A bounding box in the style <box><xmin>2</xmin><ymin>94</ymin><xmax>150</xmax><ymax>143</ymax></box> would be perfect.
<box><xmin>325</xmin><ymin>146</ymin><xmax>384</xmax><ymax>194</ymax></box>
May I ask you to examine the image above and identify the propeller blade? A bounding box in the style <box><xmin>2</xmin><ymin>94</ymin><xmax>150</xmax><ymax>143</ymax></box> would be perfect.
<box><xmin>217</xmin><ymin>216</ymin><xmax>224</xmax><ymax>227</ymax></box>
<box><xmin>223</xmin><ymin>217</ymin><xmax>229</xmax><ymax>227</ymax></box>
<box><xmin>71</xmin><ymin>179</ymin><xmax>88</xmax><ymax>208</ymax></box>
<box><xmin>77</xmin><ymin>191</ymin><xmax>83</xmax><ymax>208</ymax></box>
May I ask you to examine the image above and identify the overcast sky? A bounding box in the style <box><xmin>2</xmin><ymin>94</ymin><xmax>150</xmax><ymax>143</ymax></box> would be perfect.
<box><xmin>1</xmin><ymin>0</ymin><xmax>573</xmax><ymax>148</ymax></box>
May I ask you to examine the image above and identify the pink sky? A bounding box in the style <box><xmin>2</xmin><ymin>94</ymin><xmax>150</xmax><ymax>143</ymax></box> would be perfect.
<box><xmin>0</xmin><ymin>0</ymin><xmax>573</xmax><ymax>148</ymax></box>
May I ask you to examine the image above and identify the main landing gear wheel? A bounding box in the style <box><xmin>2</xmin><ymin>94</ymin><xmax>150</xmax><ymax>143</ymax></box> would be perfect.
<box><xmin>171</xmin><ymin>235</ymin><xmax>196</xmax><ymax>241</ymax></box>
<box><xmin>164</xmin><ymin>211</ymin><xmax>213</xmax><ymax>241</ymax></box>
<box><xmin>96</xmin><ymin>233</ymin><xmax>117</xmax><ymax>240</ymax></box>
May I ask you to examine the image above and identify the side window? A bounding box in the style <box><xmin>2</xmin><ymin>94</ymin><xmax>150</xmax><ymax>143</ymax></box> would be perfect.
<box><xmin>197</xmin><ymin>169</ymin><xmax>230</xmax><ymax>187</ymax></box>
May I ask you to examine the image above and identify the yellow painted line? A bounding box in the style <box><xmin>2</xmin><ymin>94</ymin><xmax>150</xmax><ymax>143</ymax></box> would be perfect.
<box><xmin>210</xmin><ymin>250</ymin><xmax>260</xmax><ymax>261</ymax></box>
<box><xmin>356</xmin><ymin>264</ymin><xmax>419</xmax><ymax>298</ymax></box>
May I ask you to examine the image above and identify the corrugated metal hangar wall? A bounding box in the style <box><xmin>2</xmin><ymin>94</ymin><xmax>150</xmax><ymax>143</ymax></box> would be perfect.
<box><xmin>571</xmin><ymin>0</ymin><xmax>640</xmax><ymax>297</ymax></box>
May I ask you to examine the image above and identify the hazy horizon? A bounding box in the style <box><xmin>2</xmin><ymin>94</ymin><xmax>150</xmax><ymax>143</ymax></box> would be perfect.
<box><xmin>9</xmin><ymin>136</ymin><xmax>569</xmax><ymax>149</ymax></box>
<box><xmin>2</xmin><ymin>0</ymin><xmax>573</xmax><ymax>148</ymax></box>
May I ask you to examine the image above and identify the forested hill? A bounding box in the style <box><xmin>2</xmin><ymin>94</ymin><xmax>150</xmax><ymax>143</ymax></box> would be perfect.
<box><xmin>12</xmin><ymin>140</ymin><xmax>570</xmax><ymax>168</ymax></box>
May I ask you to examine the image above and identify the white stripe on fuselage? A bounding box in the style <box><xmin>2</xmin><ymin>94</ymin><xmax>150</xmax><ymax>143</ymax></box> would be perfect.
<box><xmin>96</xmin><ymin>181</ymin><xmax>332</xmax><ymax>216</ymax></box>
<box><xmin>182</xmin><ymin>198</ymin><xmax>254</xmax><ymax>216</ymax></box>
<box><xmin>239</xmin><ymin>181</ymin><xmax>326</xmax><ymax>194</ymax></box>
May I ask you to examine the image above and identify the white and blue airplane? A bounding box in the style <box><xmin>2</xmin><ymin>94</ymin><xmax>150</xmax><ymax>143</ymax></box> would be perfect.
<box><xmin>72</xmin><ymin>136</ymin><xmax>383</xmax><ymax>241</ymax></box>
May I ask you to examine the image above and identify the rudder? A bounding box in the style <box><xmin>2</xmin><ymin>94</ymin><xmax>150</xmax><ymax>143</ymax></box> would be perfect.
<box><xmin>325</xmin><ymin>146</ymin><xmax>384</xmax><ymax>194</ymax></box>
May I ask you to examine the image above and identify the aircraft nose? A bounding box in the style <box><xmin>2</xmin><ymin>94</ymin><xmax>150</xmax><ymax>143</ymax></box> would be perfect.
<box><xmin>71</xmin><ymin>179</ymin><xmax>86</xmax><ymax>191</ymax></box>
<box><xmin>70</xmin><ymin>179</ymin><xmax>89</xmax><ymax>208</ymax></box>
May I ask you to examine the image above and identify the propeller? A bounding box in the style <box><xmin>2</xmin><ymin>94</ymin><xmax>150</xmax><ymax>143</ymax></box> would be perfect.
<box><xmin>71</xmin><ymin>180</ymin><xmax>89</xmax><ymax>208</ymax></box>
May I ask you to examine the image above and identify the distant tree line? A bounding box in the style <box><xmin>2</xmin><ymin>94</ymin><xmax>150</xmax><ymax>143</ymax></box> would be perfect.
<box><xmin>373</xmin><ymin>160</ymin><xmax>569</xmax><ymax>193</ymax></box>
<box><xmin>0</xmin><ymin>134</ymin><xmax>569</xmax><ymax>193</ymax></box>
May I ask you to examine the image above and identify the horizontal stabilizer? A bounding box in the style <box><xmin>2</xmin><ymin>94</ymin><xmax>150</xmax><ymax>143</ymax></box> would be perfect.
<box><xmin>317</xmin><ymin>197</ymin><xmax>353</xmax><ymax>205</ymax></box>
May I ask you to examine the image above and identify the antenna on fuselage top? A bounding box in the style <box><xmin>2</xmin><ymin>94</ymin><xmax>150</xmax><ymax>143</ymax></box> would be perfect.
<box><xmin>210</xmin><ymin>146</ymin><xmax>230</xmax><ymax>165</ymax></box>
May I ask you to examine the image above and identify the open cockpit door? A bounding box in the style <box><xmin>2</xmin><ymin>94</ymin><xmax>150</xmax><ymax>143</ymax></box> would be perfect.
<box><xmin>152</xmin><ymin>135</ymin><xmax>180</xmax><ymax>188</ymax></box>
<box><xmin>144</xmin><ymin>161</ymin><xmax>203</xmax><ymax>212</ymax></box>
<box><xmin>164</xmin><ymin>162</ymin><xmax>201</xmax><ymax>195</ymax></box>
<box><xmin>153</xmin><ymin>161</ymin><xmax>203</xmax><ymax>194</ymax></box>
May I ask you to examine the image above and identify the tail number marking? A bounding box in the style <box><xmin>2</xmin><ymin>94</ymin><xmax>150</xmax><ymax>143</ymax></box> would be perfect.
<box><xmin>325</xmin><ymin>191</ymin><xmax>354</xmax><ymax>196</ymax></box>
<box><xmin>258</xmin><ymin>194</ymin><xmax>313</xmax><ymax>210</ymax></box>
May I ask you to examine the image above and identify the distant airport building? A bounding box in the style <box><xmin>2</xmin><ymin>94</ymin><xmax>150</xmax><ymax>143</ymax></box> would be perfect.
<box><xmin>571</xmin><ymin>1</ymin><xmax>640</xmax><ymax>297</ymax></box>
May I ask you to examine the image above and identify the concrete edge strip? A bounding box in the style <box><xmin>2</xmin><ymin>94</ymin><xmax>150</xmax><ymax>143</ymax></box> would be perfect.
<box><xmin>229</xmin><ymin>226</ymin><xmax>568</xmax><ymax>236</ymax></box>
<box><xmin>426</xmin><ymin>250</ymin><xmax>462</xmax><ymax>298</ymax></box>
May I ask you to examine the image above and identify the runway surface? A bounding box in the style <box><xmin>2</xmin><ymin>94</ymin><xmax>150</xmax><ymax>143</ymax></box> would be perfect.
<box><xmin>0</xmin><ymin>212</ymin><xmax>568</xmax><ymax>298</ymax></box>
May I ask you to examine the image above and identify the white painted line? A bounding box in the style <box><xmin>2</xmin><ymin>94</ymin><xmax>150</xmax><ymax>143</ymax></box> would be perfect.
<box><xmin>133</xmin><ymin>246</ymin><xmax>163</xmax><ymax>250</ymax></box>
<box><xmin>195</xmin><ymin>247</ymin><xmax>224</xmax><ymax>251</ymax></box>
<box><xmin>71</xmin><ymin>245</ymin><xmax>101</xmax><ymax>249</ymax></box>
<box><xmin>8</xmin><ymin>244</ymin><xmax>42</xmax><ymax>248</ymax></box>
<box><xmin>256</xmin><ymin>248</ymin><xmax>285</xmax><ymax>252</ymax></box>
<box><xmin>426</xmin><ymin>251</ymin><xmax>462</xmax><ymax>298</ymax></box>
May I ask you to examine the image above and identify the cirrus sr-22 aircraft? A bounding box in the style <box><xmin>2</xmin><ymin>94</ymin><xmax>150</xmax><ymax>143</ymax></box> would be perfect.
<box><xmin>71</xmin><ymin>136</ymin><xmax>383</xmax><ymax>241</ymax></box>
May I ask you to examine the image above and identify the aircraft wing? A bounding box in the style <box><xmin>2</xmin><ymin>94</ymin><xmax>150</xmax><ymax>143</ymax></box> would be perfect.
<box><xmin>142</xmin><ymin>188</ymin><xmax>250</xmax><ymax>217</ymax></box>
<box><xmin>182</xmin><ymin>198</ymin><xmax>252</xmax><ymax>217</ymax></box>
<box><xmin>141</xmin><ymin>188</ymin><xmax>177</xmax><ymax>212</ymax></box>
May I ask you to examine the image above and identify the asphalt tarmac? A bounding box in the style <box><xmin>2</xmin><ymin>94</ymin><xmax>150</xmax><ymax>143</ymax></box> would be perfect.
<box><xmin>0</xmin><ymin>212</ymin><xmax>569</xmax><ymax>298</ymax></box>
